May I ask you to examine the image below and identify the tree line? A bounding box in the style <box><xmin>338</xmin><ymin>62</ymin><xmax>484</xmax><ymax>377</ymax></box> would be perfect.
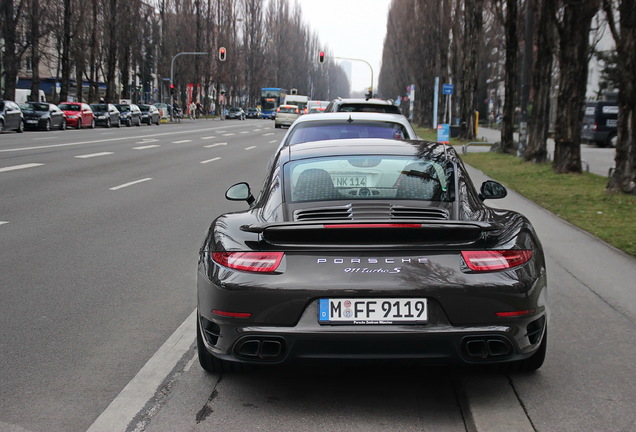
<box><xmin>0</xmin><ymin>0</ymin><xmax>350</xmax><ymax>110</ymax></box>
<box><xmin>378</xmin><ymin>0</ymin><xmax>635</xmax><ymax>195</ymax></box>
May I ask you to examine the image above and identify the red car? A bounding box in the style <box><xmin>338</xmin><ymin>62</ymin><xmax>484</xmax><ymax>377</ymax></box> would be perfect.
<box><xmin>58</xmin><ymin>102</ymin><xmax>95</xmax><ymax>129</ymax></box>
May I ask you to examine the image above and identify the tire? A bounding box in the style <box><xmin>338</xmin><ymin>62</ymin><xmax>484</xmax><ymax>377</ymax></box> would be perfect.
<box><xmin>196</xmin><ymin>319</ymin><xmax>241</xmax><ymax>373</ymax></box>
<box><xmin>106</xmin><ymin>118</ymin><xmax>111</xmax><ymax>128</ymax></box>
<box><xmin>77</xmin><ymin>119</ymin><xmax>82</xmax><ymax>129</ymax></box>
<box><xmin>116</xmin><ymin>118</ymin><xmax>121</xmax><ymax>127</ymax></box>
<box><xmin>0</xmin><ymin>119</ymin><xmax>4</xmax><ymax>132</ymax></box>
<box><xmin>17</xmin><ymin>120</ymin><xmax>24</xmax><ymax>133</ymax></box>
<box><xmin>126</xmin><ymin>119</ymin><xmax>131</xmax><ymax>127</ymax></box>
<box><xmin>608</xmin><ymin>134</ymin><xmax>617</xmax><ymax>148</ymax></box>
<box><xmin>136</xmin><ymin>117</ymin><xmax>141</xmax><ymax>126</ymax></box>
<box><xmin>90</xmin><ymin>118</ymin><xmax>96</xmax><ymax>129</ymax></box>
<box><xmin>60</xmin><ymin>119</ymin><xmax>67</xmax><ymax>130</ymax></box>
<box><xmin>45</xmin><ymin>119</ymin><xmax>51</xmax><ymax>131</ymax></box>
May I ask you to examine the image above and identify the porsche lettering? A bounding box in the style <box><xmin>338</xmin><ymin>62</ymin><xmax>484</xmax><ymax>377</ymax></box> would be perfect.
<box><xmin>317</xmin><ymin>258</ymin><xmax>429</xmax><ymax>264</ymax></box>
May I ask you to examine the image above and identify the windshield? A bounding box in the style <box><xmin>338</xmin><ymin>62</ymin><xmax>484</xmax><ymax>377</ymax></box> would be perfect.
<box><xmin>116</xmin><ymin>105</ymin><xmax>130</xmax><ymax>112</ymax></box>
<box><xmin>58</xmin><ymin>103</ymin><xmax>81</xmax><ymax>111</ymax></box>
<box><xmin>139</xmin><ymin>106</ymin><xmax>149</xmax><ymax>112</ymax></box>
<box><xmin>285</xmin><ymin>155</ymin><xmax>455</xmax><ymax>203</ymax></box>
<box><xmin>287</xmin><ymin>121</ymin><xmax>409</xmax><ymax>145</ymax></box>
<box><xmin>337</xmin><ymin>103</ymin><xmax>401</xmax><ymax>114</ymax></box>
<box><xmin>91</xmin><ymin>104</ymin><xmax>107</xmax><ymax>111</ymax></box>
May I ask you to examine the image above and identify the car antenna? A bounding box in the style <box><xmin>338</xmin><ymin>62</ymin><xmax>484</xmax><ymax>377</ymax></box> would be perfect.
<box><xmin>347</xmin><ymin>115</ymin><xmax>353</xmax><ymax>123</ymax></box>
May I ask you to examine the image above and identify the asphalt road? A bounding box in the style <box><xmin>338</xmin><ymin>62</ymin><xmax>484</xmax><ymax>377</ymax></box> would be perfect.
<box><xmin>1</xmin><ymin>120</ymin><xmax>634</xmax><ymax>432</ymax></box>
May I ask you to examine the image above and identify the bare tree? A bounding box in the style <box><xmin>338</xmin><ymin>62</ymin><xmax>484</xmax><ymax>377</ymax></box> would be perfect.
<box><xmin>1</xmin><ymin>0</ymin><xmax>25</xmax><ymax>101</ymax></box>
<box><xmin>603</xmin><ymin>0</ymin><xmax>636</xmax><ymax>194</ymax></box>
<box><xmin>553</xmin><ymin>0</ymin><xmax>601</xmax><ymax>173</ymax></box>
<box><xmin>525</xmin><ymin>0</ymin><xmax>557</xmax><ymax>162</ymax></box>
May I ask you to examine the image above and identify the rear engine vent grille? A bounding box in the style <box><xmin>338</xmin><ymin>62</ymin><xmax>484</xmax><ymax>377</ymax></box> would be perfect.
<box><xmin>294</xmin><ymin>203</ymin><xmax>449</xmax><ymax>221</ymax></box>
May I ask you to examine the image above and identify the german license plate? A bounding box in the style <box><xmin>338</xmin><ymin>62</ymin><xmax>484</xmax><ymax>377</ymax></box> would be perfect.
<box><xmin>333</xmin><ymin>176</ymin><xmax>367</xmax><ymax>187</ymax></box>
<box><xmin>27</xmin><ymin>120</ymin><xmax>38</xmax><ymax>124</ymax></box>
<box><xmin>318</xmin><ymin>298</ymin><xmax>427</xmax><ymax>325</ymax></box>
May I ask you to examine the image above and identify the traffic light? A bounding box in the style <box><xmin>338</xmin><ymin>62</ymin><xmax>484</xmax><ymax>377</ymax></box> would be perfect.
<box><xmin>219</xmin><ymin>47</ymin><xmax>227</xmax><ymax>61</ymax></box>
<box><xmin>319</xmin><ymin>51</ymin><xmax>325</xmax><ymax>63</ymax></box>
<box><xmin>170</xmin><ymin>83</ymin><xmax>174</xmax><ymax>94</ymax></box>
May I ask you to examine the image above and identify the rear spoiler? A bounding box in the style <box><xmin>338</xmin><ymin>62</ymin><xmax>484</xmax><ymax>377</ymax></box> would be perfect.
<box><xmin>240</xmin><ymin>220</ymin><xmax>502</xmax><ymax>249</ymax></box>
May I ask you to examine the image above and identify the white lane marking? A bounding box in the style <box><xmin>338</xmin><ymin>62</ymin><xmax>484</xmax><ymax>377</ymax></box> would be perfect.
<box><xmin>200</xmin><ymin>136</ymin><xmax>217</xmax><ymax>140</ymax></box>
<box><xmin>203</xmin><ymin>142</ymin><xmax>227</xmax><ymax>148</ymax></box>
<box><xmin>75</xmin><ymin>152</ymin><xmax>114</xmax><ymax>159</ymax></box>
<box><xmin>0</xmin><ymin>221</ymin><xmax>8</xmax><ymax>226</ymax></box>
<box><xmin>136</xmin><ymin>138</ymin><xmax>158</xmax><ymax>143</ymax></box>
<box><xmin>0</xmin><ymin>163</ymin><xmax>44</xmax><ymax>173</ymax></box>
<box><xmin>0</xmin><ymin>125</ymin><xmax>249</xmax><ymax>153</ymax></box>
<box><xmin>133</xmin><ymin>145</ymin><xmax>160</xmax><ymax>150</ymax></box>
<box><xmin>222</xmin><ymin>133</ymin><xmax>235</xmax><ymax>136</ymax></box>
<box><xmin>172</xmin><ymin>140</ymin><xmax>192</xmax><ymax>144</ymax></box>
<box><xmin>201</xmin><ymin>157</ymin><xmax>221</xmax><ymax>164</ymax></box>
<box><xmin>253</xmin><ymin>129</ymin><xmax>262</xmax><ymax>132</ymax></box>
<box><xmin>269</xmin><ymin>140</ymin><xmax>278</xmax><ymax>144</ymax></box>
<box><xmin>245</xmin><ymin>146</ymin><xmax>257</xmax><ymax>150</ymax></box>
<box><xmin>86</xmin><ymin>309</ymin><xmax>197</xmax><ymax>432</ymax></box>
<box><xmin>109</xmin><ymin>178</ymin><xmax>153</xmax><ymax>191</ymax></box>
<box><xmin>240</xmin><ymin>131</ymin><xmax>249</xmax><ymax>134</ymax></box>
<box><xmin>262</xmin><ymin>132</ymin><xmax>274</xmax><ymax>136</ymax></box>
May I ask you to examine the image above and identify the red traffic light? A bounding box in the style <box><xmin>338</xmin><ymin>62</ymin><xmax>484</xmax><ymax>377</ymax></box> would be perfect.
<box><xmin>319</xmin><ymin>51</ymin><xmax>325</xmax><ymax>63</ymax></box>
<box><xmin>219</xmin><ymin>47</ymin><xmax>227</xmax><ymax>61</ymax></box>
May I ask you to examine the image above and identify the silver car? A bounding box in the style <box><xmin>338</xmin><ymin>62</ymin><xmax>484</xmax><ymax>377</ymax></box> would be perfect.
<box><xmin>274</xmin><ymin>105</ymin><xmax>300</xmax><ymax>128</ymax></box>
<box><xmin>277</xmin><ymin>112</ymin><xmax>418</xmax><ymax>149</ymax></box>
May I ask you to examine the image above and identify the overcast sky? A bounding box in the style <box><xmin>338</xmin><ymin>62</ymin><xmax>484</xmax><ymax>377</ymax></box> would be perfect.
<box><xmin>297</xmin><ymin>0</ymin><xmax>392</xmax><ymax>94</ymax></box>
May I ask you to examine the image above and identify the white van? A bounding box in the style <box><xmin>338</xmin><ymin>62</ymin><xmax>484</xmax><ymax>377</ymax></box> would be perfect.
<box><xmin>15</xmin><ymin>89</ymin><xmax>46</xmax><ymax>105</ymax></box>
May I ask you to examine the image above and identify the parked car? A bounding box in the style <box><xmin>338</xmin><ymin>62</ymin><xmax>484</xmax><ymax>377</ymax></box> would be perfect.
<box><xmin>246</xmin><ymin>107</ymin><xmax>261</xmax><ymax>119</ymax></box>
<box><xmin>58</xmin><ymin>102</ymin><xmax>95</xmax><ymax>129</ymax></box>
<box><xmin>0</xmin><ymin>100</ymin><xmax>24</xmax><ymax>133</ymax></box>
<box><xmin>227</xmin><ymin>107</ymin><xmax>246</xmax><ymax>120</ymax></box>
<box><xmin>274</xmin><ymin>104</ymin><xmax>300</xmax><ymax>128</ymax></box>
<box><xmin>325</xmin><ymin>97</ymin><xmax>402</xmax><ymax>114</ymax></box>
<box><xmin>581</xmin><ymin>100</ymin><xmax>618</xmax><ymax>147</ymax></box>
<box><xmin>90</xmin><ymin>103</ymin><xmax>121</xmax><ymax>128</ymax></box>
<box><xmin>196</xmin><ymin>138</ymin><xmax>548</xmax><ymax>373</ymax></box>
<box><xmin>20</xmin><ymin>102</ymin><xmax>67</xmax><ymax>131</ymax></box>
<box><xmin>139</xmin><ymin>104</ymin><xmax>161</xmax><ymax>125</ymax></box>
<box><xmin>114</xmin><ymin>103</ymin><xmax>142</xmax><ymax>126</ymax></box>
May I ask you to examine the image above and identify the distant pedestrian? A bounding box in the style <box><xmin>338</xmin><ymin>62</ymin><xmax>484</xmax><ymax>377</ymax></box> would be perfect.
<box><xmin>189</xmin><ymin>101</ymin><xmax>196</xmax><ymax>120</ymax></box>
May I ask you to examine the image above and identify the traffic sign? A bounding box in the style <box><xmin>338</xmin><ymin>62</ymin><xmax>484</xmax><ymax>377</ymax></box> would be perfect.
<box><xmin>437</xmin><ymin>124</ymin><xmax>450</xmax><ymax>144</ymax></box>
<box><xmin>442</xmin><ymin>84</ymin><xmax>454</xmax><ymax>95</ymax></box>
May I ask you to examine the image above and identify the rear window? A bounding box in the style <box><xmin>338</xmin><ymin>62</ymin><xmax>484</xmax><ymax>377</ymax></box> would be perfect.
<box><xmin>139</xmin><ymin>105</ymin><xmax>149</xmax><ymax>112</ymax></box>
<box><xmin>58</xmin><ymin>104</ymin><xmax>81</xmax><ymax>111</ymax></box>
<box><xmin>24</xmin><ymin>102</ymin><xmax>49</xmax><ymax>111</ymax></box>
<box><xmin>287</xmin><ymin>121</ymin><xmax>409</xmax><ymax>145</ymax></box>
<box><xmin>285</xmin><ymin>155</ymin><xmax>455</xmax><ymax>203</ymax></box>
<box><xmin>337</xmin><ymin>104</ymin><xmax>401</xmax><ymax>114</ymax></box>
<box><xmin>279</xmin><ymin>107</ymin><xmax>297</xmax><ymax>113</ymax></box>
<box><xmin>91</xmin><ymin>104</ymin><xmax>107</xmax><ymax>111</ymax></box>
<box><xmin>116</xmin><ymin>105</ymin><xmax>130</xmax><ymax>112</ymax></box>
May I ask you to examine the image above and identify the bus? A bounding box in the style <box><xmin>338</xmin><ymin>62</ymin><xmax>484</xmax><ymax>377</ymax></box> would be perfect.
<box><xmin>260</xmin><ymin>87</ymin><xmax>287</xmax><ymax>119</ymax></box>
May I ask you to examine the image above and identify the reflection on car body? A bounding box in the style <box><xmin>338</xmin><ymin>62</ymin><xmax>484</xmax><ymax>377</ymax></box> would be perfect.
<box><xmin>197</xmin><ymin>139</ymin><xmax>548</xmax><ymax>374</ymax></box>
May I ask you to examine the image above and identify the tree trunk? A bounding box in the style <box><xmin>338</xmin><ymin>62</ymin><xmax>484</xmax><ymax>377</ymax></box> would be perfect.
<box><xmin>605</xmin><ymin>0</ymin><xmax>636</xmax><ymax>194</ymax></box>
<box><xmin>525</xmin><ymin>0</ymin><xmax>556</xmax><ymax>163</ymax></box>
<box><xmin>553</xmin><ymin>0</ymin><xmax>600</xmax><ymax>173</ymax></box>
<box><xmin>59</xmin><ymin>0</ymin><xmax>72</xmax><ymax>102</ymax></box>
<box><xmin>1</xmin><ymin>0</ymin><xmax>19</xmax><ymax>101</ymax></box>
<box><xmin>105</xmin><ymin>0</ymin><xmax>118</xmax><ymax>102</ymax></box>
<box><xmin>500</xmin><ymin>0</ymin><xmax>518</xmax><ymax>153</ymax></box>
<box><xmin>29</xmin><ymin>0</ymin><xmax>41</xmax><ymax>102</ymax></box>
<box><xmin>459</xmin><ymin>0</ymin><xmax>483</xmax><ymax>141</ymax></box>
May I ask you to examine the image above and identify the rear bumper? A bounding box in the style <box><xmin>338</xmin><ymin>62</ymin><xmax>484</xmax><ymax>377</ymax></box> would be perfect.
<box><xmin>198</xmin><ymin>302</ymin><xmax>547</xmax><ymax>366</ymax></box>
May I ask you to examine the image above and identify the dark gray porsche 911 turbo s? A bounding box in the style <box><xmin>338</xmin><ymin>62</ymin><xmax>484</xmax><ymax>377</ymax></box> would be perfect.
<box><xmin>197</xmin><ymin>138</ymin><xmax>548</xmax><ymax>373</ymax></box>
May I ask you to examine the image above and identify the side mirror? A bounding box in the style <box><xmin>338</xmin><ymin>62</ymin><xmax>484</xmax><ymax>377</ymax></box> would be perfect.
<box><xmin>479</xmin><ymin>180</ymin><xmax>507</xmax><ymax>201</ymax></box>
<box><xmin>226</xmin><ymin>182</ymin><xmax>255</xmax><ymax>205</ymax></box>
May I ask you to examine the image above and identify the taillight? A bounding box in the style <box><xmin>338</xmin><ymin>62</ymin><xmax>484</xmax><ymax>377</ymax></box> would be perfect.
<box><xmin>593</xmin><ymin>123</ymin><xmax>598</xmax><ymax>131</ymax></box>
<box><xmin>212</xmin><ymin>251</ymin><xmax>284</xmax><ymax>272</ymax></box>
<box><xmin>324</xmin><ymin>224</ymin><xmax>421</xmax><ymax>228</ymax></box>
<box><xmin>461</xmin><ymin>250</ymin><xmax>532</xmax><ymax>271</ymax></box>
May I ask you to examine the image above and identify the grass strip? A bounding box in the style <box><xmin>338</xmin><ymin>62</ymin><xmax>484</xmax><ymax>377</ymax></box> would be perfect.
<box><xmin>413</xmin><ymin>127</ymin><xmax>636</xmax><ymax>258</ymax></box>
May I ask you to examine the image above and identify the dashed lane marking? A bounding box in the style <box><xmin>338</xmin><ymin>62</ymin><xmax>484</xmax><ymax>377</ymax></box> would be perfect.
<box><xmin>0</xmin><ymin>221</ymin><xmax>8</xmax><ymax>226</ymax></box>
<box><xmin>200</xmin><ymin>136</ymin><xmax>217</xmax><ymax>140</ymax></box>
<box><xmin>203</xmin><ymin>142</ymin><xmax>227</xmax><ymax>148</ymax></box>
<box><xmin>262</xmin><ymin>132</ymin><xmax>274</xmax><ymax>136</ymax></box>
<box><xmin>133</xmin><ymin>145</ymin><xmax>161</xmax><ymax>150</ymax></box>
<box><xmin>109</xmin><ymin>178</ymin><xmax>153</xmax><ymax>191</ymax></box>
<box><xmin>172</xmin><ymin>140</ymin><xmax>192</xmax><ymax>144</ymax></box>
<box><xmin>0</xmin><ymin>163</ymin><xmax>44</xmax><ymax>173</ymax></box>
<box><xmin>245</xmin><ymin>146</ymin><xmax>257</xmax><ymax>150</ymax></box>
<box><xmin>74</xmin><ymin>152</ymin><xmax>114</xmax><ymax>159</ymax></box>
<box><xmin>201</xmin><ymin>157</ymin><xmax>221</xmax><ymax>164</ymax></box>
